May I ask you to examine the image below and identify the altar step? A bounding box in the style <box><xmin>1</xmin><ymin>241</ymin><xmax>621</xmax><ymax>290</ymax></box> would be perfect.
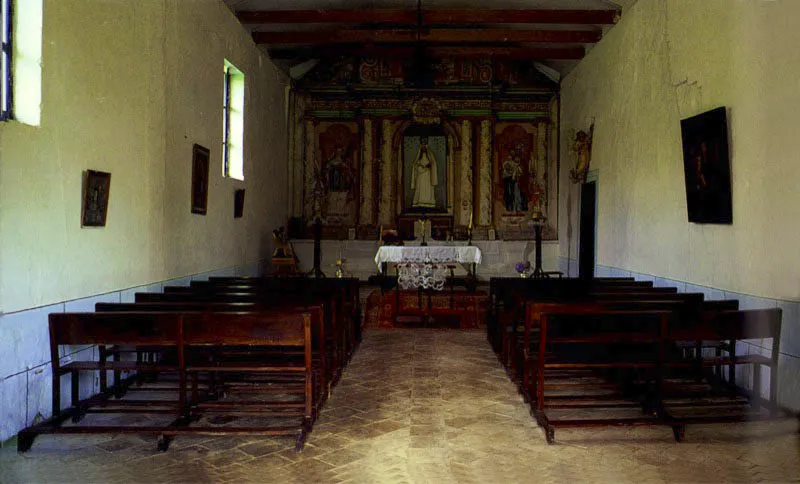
<box><xmin>365</xmin><ymin>289</ymin><xmax>488</xmax><ymax>330</ymax></box>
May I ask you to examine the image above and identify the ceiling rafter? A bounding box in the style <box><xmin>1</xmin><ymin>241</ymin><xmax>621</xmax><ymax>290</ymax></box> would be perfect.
<box><xmin>237</xmin><ymin>9</ymin><xmax>620</xmax><ymax>26</ymax></box>
<box><xmin>253</xmin><ymin>29</ymin><xmax>601</xmax><ymax>45</ymax></box>
<box><xmin>268</xmin><ymin>45</ymin><xmax>585</xmax><ymax>61</ymax></box>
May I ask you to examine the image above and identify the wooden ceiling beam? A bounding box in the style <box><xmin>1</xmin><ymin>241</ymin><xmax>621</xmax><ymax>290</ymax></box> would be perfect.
<box><xmin>269</xmin><ymin>45</ymin><xmax>585</xmax><ymax>61</ymax></box>
<box><xmin>254</xmin><ymin>29</ymin><xmax>601</xmax><ymax>45</ymax></box>
<box><xmin>238</xmin><ymin>9</ymin><xmax>620</xmax><ymax>25</ymax></box>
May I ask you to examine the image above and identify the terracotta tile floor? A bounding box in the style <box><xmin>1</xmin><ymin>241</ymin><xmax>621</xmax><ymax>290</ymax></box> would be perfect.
<box><xmin>1</xmin><ymin>329</ymin><xmax>799</xmax><ymax>483</ymax></box>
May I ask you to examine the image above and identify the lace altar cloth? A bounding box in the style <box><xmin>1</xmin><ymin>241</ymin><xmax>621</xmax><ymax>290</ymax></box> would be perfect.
<box><xmin>375</xmin><ymin>246</ymin><xmax>482</xmax><ymax>291</ymax></box>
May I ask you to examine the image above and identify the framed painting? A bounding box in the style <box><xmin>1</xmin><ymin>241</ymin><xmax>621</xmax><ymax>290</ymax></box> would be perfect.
<box><xmin>681</xmin><ymin>107</ymin><xmax>732</xmax><ymax>224</ymax></box>
<box><xmin>234</xmin><ymin>189</ymin><xmax>245</xmax><ymax>218</ymax></box>
<box><xmin>191</xmin><ymin>144</ymin><xmax>210</xmax><ymax>215</ymax></box>
<box><xmin>81</xmin><ymin>170</ymin><xmax>111</xmax><ymax>227</ymax></box>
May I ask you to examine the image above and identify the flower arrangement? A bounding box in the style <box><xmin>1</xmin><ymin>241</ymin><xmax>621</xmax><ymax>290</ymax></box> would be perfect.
<box><xmin>515</xmin><ymin>261</ymin><xmax>531</xmax><ymax>278</ymax></box>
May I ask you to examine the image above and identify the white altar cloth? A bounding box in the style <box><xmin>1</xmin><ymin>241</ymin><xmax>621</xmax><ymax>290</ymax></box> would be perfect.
<box><xmin>374</xmin><ymin>246</ymin><xmax>482</xmax><ymax>268</ymax></box>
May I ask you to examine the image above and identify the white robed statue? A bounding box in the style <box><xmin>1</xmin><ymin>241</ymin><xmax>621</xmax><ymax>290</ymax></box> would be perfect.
<box><xmin>411</xmin><ymin>138</ymin><xmax>438</xmax><ymax>208</ymax></box>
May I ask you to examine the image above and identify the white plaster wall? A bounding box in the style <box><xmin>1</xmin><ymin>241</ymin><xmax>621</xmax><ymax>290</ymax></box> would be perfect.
<box><xmin>0</xmin><ymin>0</ymin><xmax>288</xmax><ymax>313</ymax></box>
<box><xmin>559</xmin><ymin>0</ymin><xmax>800</xmax><ymax>302</ymax></box>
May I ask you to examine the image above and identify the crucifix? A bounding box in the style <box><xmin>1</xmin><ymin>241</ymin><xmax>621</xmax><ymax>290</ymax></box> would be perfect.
<box><xmin>416</xmin><ymin>216</ymin><xmax>431</xmax><ymax>246</ymax></box>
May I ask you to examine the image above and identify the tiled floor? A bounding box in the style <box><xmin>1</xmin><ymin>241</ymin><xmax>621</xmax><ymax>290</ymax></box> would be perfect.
<box><xmin>1</xmin><ymin>330</ymin><xmax>799</xmax><ymax>483</ymax></box>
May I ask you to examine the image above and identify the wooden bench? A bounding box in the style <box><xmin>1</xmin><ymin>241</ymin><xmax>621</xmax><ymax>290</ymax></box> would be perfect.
<box><xmin>95</xmin><ymin>300</ymin><xmax>331</xmax><ymax>408</ymax></box>
<box><xmin>18</xmin><ymin>310</ymin><xmax>315</xmax><ymax>452</ymax></box>
<box><xmin>133</xmin><ymin>290</ymin><xmax>347</xmax><ymax>388</ymax></box>
<box><xmin>530</xmin><ymin>307</ymin><xmax>672</xmax><ymax>443</ymax></box>
<box><xmin>520</xmin><ymin>303</ymin><xmax>784</xmax><ymax>443</ymax></box>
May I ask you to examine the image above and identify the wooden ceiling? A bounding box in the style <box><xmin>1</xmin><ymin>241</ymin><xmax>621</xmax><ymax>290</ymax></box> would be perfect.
<box><xmin>225</xmin><ymin>1</ymin><xmax>625</xmax><ymax>75</ymax></box>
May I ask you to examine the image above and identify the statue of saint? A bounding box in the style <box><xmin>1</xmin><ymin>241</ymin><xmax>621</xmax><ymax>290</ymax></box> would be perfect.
<box><xmin>411</xmin><ymin>137</ymin><xmax>438</xmax><ymax>209</ymax></box>
<box><xmin>325</xmin><ymin>146</ymin><xmax>350</xmax><ymax>193</ymax></box>
<box><xmin>502</xmin><ymin>148</ymin><xmax>527</xmax><ymax>212</ymax></box>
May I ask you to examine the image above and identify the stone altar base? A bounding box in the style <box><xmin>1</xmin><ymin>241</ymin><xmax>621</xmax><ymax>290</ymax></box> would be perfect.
<box><xmin>365</xmin><ymin>289</ymin><xmax>488</xmax><ymax>329</ymax></box>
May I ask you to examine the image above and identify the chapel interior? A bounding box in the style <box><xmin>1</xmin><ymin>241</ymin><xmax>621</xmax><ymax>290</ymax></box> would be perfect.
<box><xmin>0</xmin><ymin>0</ymin><xmax>799</xmax><ymax>482</ymax></box>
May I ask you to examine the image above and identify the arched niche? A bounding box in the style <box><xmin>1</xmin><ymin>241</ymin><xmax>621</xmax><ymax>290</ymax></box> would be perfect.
<box><xmin>399</xmin><ymin>124</ymin><xmax>450</xmax><ymax>215</ymax></box>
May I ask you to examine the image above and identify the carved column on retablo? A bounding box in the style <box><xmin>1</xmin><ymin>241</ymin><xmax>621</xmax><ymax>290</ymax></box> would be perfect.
<box><xmin>459</xmin><ymin>119</ymin><xmax>473</xmax><ymax>226</ymax></box>
<box><xmin>303</xmin><ymin>119</ymin><xmax>318</xmax><ymax>219</ymax></box>
<box><xmin>477</xmin><ymin>119</ymin><xmax>493</xmax><ymax>227</ymax></box>
<box><xmin>359</xmin><ymin>118</ymin><xmax>375</xmax><ymax>225</ymax></box>
<box><xmin>378</xmin><ymin>119</ymin><xmax>396</xmax><ymax>226</ymax></box>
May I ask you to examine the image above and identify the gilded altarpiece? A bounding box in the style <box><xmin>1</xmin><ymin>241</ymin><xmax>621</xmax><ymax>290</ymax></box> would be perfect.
<box><xmin>289</xmin><ymin>56</ymin><xmax>559</xmax><ymax>241</ymax></box>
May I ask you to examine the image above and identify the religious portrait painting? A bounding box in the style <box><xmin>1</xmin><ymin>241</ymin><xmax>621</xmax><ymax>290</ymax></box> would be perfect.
<box><xmin>402</xmin><ymin>126</ymin><xmax>448</xmax><ymax>214</ymax></box>
<box><xmin>681</xmin><ymin>107</ymin><xmax>732</xmax><ymax>224</ymax></box>
<box><xmin>493</xmin><ymin>124</ymin><xmax>537</xmax><ymax>221</ymax></box>
<box><xmin>493</xmin><ymin>122</ymin><xmax>557</xmax><ymax>238</ymax></box>
<box><xmin>81</xmin><ymin>170</ymin><xmax>111</xmax><ymax>227</ymax></box>
<box><xmin>317</xmin><ymin>122</ymin><xmax>360</xmax><ymax>225</ymax></box>
<box><xmin>191</xmin><ymin>144</ymin><xmax>210</xmax><ymax>215</ymax></box>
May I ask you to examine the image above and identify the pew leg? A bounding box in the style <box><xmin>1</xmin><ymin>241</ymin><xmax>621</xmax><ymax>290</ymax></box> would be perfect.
<box><xmin>672</xmin><ymin>424</ymin><xmax>686</xmax><ymax>442</ymax></box>
<box><xmin>770</xmin><ymin>363</ymin><xmax>779</xmax><ymax>418</ymax></box>
<box><xmin>98</xmin><ymin>346</ymin><xmax>108</xmax><ymax>393</ymax></box>
<box><xmin>295</xmin><ymin>419</ymin><xmax>312</xmax><ymax>452</ymax></box>
<box><xmin>70</xmin><ymin>370</ymin><xmax>85</xmax><ymax>423</ymax></box>
<box><xmin>17</xmin><ymin>430</ymin><xmax>37</xmax><ymax>453</ymax></box>
<box><xmin>191</xmin><ymin>373</ymin><xmax>199</xmax><ymax>404</ymax></box>
<box><xmin>545</xmin><ymin>427</ymin><xmax>555</xmax><ymax>445</ymax></box>
<box><xmin>752</xmin><ymin>362</ymin><xmax>762</xmax><ymax>413</ymax></box>
<box><xmin>52</xmin><ymin>370</ymin><xmax>61</xmax><ymax>419</ymax></box>
<box><xmin>157</xmin><ymin>434</ymin><xmax>173</xmax><ymax>452</ymax></box>
<box><xmin>113</xmin><ymin>351</ymin><xmax>123</xmax><ymax>398</ymax></box>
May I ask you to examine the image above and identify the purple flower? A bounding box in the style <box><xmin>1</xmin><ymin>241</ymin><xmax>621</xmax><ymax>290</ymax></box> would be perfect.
<box><xmin>515</xmin><ymin>262</ymin><xmax>526</xmax><ymax>273</ymax></box>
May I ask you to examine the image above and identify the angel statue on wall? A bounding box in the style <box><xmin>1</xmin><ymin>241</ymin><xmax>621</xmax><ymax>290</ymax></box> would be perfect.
<box><xmin>411</xmin><ymin>137</ymin><xmax>439</xmax><ymax>209</ymax></box>
<box><xmin>570</xmin><ymin>123</ymin><xmax>595</xmax><ymax>184</ymax></box>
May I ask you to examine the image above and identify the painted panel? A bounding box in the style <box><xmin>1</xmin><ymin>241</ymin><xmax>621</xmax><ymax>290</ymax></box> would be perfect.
<box><xmin>316</xmin><ymin>121</ymin><xmax>360</xmax><ymax>226</ymax></box>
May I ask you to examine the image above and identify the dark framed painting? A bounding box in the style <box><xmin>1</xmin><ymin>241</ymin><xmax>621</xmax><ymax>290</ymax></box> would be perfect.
<box><xmin>401</xmin><ymin>124</ymin><xmax>448</xmax><ymax>214</ymax></box>
<box><xmin>191</xmin><ymin>144</ymin><xmax>210</xmax><ymax>215</ymax></box>
<box><xmin>234</xmin><ymin>189</ymin><xmax>245</xmax><ymax>218</ymax></box>
<box><xmin>81</xmin><ymin>170</ymin><xmax>111</xmax><ymax>227</ymax></box>
<box><xmin>681</xmin><ymin>107</ymin><xmax>732</xmax><ymax>224</ymax></box>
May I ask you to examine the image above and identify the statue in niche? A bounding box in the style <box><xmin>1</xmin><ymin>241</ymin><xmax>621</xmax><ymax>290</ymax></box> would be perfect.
<box><xmin>325</xmin><ymin>145</ymin><xmax>352</xmax><ymax>193</ymax></box>
<box><xmin>502</xmin><ymin>145</ymin><xmax>527</xmax><ymax>212</ymax></box>
<box><xmin>410</xmin><ymin>137</ymin><xmax>439</xmax><ymax>209</ymax></box>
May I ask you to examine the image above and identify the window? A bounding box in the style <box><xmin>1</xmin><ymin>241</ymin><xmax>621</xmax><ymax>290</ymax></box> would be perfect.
<box><xmin>4</xmin><ymin>0</ymin><xmax>42</xmax><ymax>126</ymax></box>
<box><xmin>1</xmin><ymin>0</ymin><xmax>11</xmax><ymax>121</ymax></box>
<box><xmin>223</xmin><ymin>60</ymin><xmax>245</xmax><ymax>180</ymax></box>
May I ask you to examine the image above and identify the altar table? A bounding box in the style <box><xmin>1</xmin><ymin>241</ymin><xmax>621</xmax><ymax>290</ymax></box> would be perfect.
<box><xmin>375</xmin><ymin>246</ymin><xmax>482</xmax><ymax>291</ymax></box>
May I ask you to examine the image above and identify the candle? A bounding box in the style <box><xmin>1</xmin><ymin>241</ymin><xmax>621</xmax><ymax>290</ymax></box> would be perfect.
<box><xmin>468</xmin><ymin>211</ymin><xmax>473</xmax><ymax>229</ymax></box>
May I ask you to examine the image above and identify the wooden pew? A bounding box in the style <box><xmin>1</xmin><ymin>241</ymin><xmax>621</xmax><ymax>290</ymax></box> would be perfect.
<box><xmin>661</xmin><ymin>307</ymin><xmax>783</xmax><ymax>440</ymax></box>
<box><xmin>133</xmin><ymin>290</ymin><xmax>347</xmax><ymax>386</ymax></box>
<box><xmin>95</xmin><ymin>301</ymin><xmax>331</xmax><ymax>408</ymax></box>
<box><xmin>200</xmin><ymin>277</ymin><xmax>362</xmax><ymax>353</ymax></box>
<box><xmin>159</xmin><ymin>277</ymin><xmax>358</xmax><ymax>366</ymax></box>
<box><xmin>501</xmin><ymin>288</ymin><xmax>699</xmax><ymax>374</ymax></box>
<box><xmin>530</xmin><ymin>307</ymin><xmax>673</xmax><ymax>443</ymax></box>
<box><xmin>18</xmin><ymin>310</ymin><xmax>315</xmax><ymax>452</ymax></box>
<box><xmin>520</xmin><ymin>302</ymin><xmax>785</xmax><ymax>443</ymax></box>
